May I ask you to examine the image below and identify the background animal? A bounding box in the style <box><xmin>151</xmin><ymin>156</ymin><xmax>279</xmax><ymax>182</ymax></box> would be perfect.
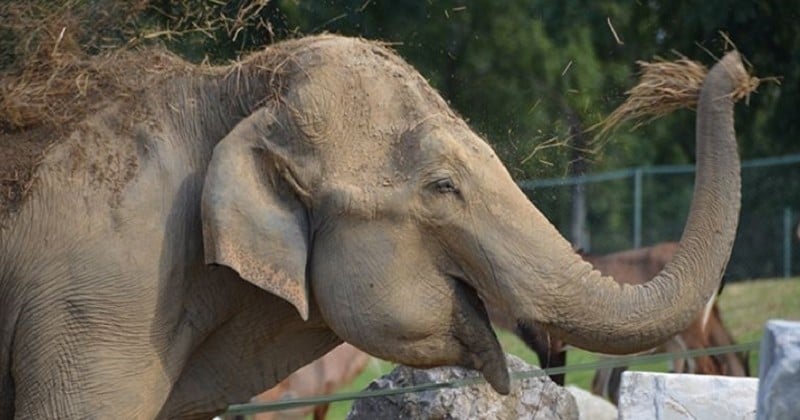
<box><xmin>245</xmin><ymin>343</ymin><xmax>371</xmax><ymax>420</ymax></box>
<box><xmin>0</xmin><ymin>34</ymin><xmax>747</xmax><ymax>418</ymax></box>
<box><xmin>590</xmin><ymin>297</ymin><xmax>749</xmax><ymax>404</ymax></box>
<box><xmin>583</xmin><ymin>242</ymin><xmax>749</xmax><ymax>403</ymax></box>
<box><xmin>497</xmin><ymin>242</ymin><xmax>749</xmax><ymax>402</ymax></box>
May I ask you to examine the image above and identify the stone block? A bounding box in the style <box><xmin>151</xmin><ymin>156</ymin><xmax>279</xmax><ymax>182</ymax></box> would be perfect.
<box><xmin>618</xmin><ymin>371</ymin><xmax>758</xmax><ymax>419</ymax></box>
<box><xmin>757</xmin><ymin>319</ymin><xmax>800</xmax><ymax>420</ymax></box>
<box><xmin>565</xmin><ymin>385</ymin><xmax>617</xmax><ymax>420</ymax></box>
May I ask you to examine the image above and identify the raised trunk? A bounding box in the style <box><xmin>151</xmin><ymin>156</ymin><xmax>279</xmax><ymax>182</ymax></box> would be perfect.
<box><xmin>516</xmin><ymin>52</ymin><xmax>745</xmax><ymax>354</ymax></box>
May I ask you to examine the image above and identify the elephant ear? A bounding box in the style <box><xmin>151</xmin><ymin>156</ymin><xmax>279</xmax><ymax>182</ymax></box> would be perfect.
<box><xmin>202</xmin><ymin>108</ymin><xmax>313</xmax><ymax>320</ymax></box>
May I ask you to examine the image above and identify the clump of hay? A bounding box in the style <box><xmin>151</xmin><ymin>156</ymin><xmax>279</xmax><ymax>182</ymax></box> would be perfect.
<box><xmin>592</xmin><ymin>52</ymin><xmax>761</xmax><ymax>139</ymax></box>
<box><xmin>0</xmin><ymin>1</ymin><xmax>189</xmax><ymax>214</ymax></box>
<box><xmin>0</xmin><ymin>0</ymin><xmax>277</xmax><ymax>132</ymax></box>
<box><xmin>1</xmin><ymin>1</ymin><xmax>145</xmax><ymax>131</ymax></box>
<box><xmin>0</xmin><ymin>47</ymin><xmax>196</xmax><ymax>131</ymax></box>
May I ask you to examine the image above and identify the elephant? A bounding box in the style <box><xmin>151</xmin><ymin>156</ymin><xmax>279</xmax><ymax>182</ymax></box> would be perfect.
<box><xmin>0</xmin><ymin>34</ymin><xmax>747</xmax><ymax>418</ymax></box>
<box><xmin>584</xmin><ymin>243</ymin><xmax>749</xmax><ymax>404</ymax></box>
<box><xmin>488</xmin><ymin>305</ymin><xmax>569</xmax><ymax>385</ymax></box>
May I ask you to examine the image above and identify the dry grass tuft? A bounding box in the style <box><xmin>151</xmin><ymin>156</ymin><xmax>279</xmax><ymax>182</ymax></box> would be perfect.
<box><xmin>591</xmin><ymin>52</ymin><xmax>761</xmax><ymax>140</ymax></box>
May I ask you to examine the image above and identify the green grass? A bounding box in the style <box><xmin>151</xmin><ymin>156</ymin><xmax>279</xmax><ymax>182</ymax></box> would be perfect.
<box><xmin>716</xmin><ymin>277</ymin><xmax>800</xmax><ymax>375</ymax></box>
<box><xmin>302</xmin><ymin>277</ymin><xmax>800</xmax><ymax>419</ymax></box>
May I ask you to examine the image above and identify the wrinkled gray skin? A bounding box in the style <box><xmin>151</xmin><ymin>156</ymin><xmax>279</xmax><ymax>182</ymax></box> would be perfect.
<box><xmin>0</xmin><ymin>35</ymin><xmax>745</xmax><ymax>419</ymax></box>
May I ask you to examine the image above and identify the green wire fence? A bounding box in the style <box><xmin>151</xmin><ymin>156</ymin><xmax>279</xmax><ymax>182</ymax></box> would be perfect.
<box><xmin>518</xmin><ymin>152</ymin><xmax>800</xmax><ymax>279</ymax></box>
<box><xmin>224</xmin><ymin>341</ymin><xmax>760</xmax><ymax>416</ymax></box>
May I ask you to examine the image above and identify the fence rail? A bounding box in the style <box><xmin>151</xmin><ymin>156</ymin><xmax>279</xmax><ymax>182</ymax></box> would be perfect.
<box><xmin>223</xmin><ymin>341</ymin><xmax>760</xmax><ymax>415</ymax></box>
<box><xmin>518</xmin><ymin>153</ymin><xmax>800</xmax><ymax>188</ymax></box>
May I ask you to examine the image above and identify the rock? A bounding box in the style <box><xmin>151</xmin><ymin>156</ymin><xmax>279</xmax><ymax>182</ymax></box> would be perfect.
<box><xmin>757</xmin><ymin>319</ymin><xmax>800</xmax><ymax>420</ymax></box>
<box><xmin>347</xmin><ymin>354</ymin><xmax>578</xmax><ymax>420</ymax></box>
<box><xmin>565</xmin><ymin>385</ymin><xmax>617</xmax><ymax>420</ymax></box>
<box><xmin>618</xmin><ymin>371</ymin><xmax>758</xmax><ymax>419</ymax></box>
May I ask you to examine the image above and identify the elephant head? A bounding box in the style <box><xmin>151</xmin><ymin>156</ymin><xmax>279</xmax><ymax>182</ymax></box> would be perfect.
<box><xmin>201</xmin><ymin>36</ymin><xmax>745</xmax><ymax>394</ymax></box>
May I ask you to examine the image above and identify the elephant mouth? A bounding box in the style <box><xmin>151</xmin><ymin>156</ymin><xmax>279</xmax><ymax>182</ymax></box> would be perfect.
<box><xmin>450</xmin><ymin>275</ymin><xmax>511</xmax><ymax>394</ymax></box>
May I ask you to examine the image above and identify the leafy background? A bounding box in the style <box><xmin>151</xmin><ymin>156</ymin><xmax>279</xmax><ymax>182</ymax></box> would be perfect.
<box><xmin>4</xmin><ymin>0</ymin><xmax>798</xmax><ymax>175</ymax></box>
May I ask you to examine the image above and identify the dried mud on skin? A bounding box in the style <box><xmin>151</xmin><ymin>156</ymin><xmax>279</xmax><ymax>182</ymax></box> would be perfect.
<box><xmin>0</xmin><ymin>49</ymin><xmax>187</xmax><ymax>217</ymax></box>
<box><xmin>0</xmin><ymin>125</ymin><xmax>55</xmax><ymax>215</ymax></box>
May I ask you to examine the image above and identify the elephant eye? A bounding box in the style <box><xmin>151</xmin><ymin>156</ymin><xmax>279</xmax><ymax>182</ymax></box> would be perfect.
<box><xmin>433</xmin><ymin>178</ymin><xmax>459</xmax><ymax>194</ymax></box>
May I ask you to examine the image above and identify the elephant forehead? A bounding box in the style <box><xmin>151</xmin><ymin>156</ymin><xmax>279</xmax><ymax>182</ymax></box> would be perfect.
<box><xmin>287</xmin><ymin>54</ymin><xmax>440</xmax><ymax>125</ymax></box>
<box><xmin>390</xmin><ymin>120</ymin><xmax>501</xmax><ymax>175</ymax></box>
<box><xmin>269</xmin><ymin>35</ymin><xmax>499</xmax><ymax>188</ymax></box>
<box><xmin>282</xmin><ymin>42</ymin><xmax>459</xmax><ymax>183</ymax></box>
<box><xmin>284</xmin><ymin>77</ymin><xmax>343</xmax><ymax>144</ymax></box>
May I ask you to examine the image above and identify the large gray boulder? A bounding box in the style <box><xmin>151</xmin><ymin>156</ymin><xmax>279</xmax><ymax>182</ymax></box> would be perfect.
<box><xmin>347</xmin><ymin>354</ymin><xmax>578</xmax><ymax>419</ymax></box>
<box><xmin>618</xmin><ymin>371</ymin><xmax>758</xmax><ymax>419</ymax></box>
<box><xmin>757</xmin><ymin>319</ymin><xmax>800</xmax><ymax>420</ymax></box>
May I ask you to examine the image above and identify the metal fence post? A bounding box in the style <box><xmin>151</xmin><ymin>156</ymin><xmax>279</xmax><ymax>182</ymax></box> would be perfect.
<box><xmin>633</xmin><ymin>168</ymin><xmax>643</xmax><ymax>249</ymax></box>
<box><xmin>784</xmin><ymin>207</ymin><xmax>793</xmax><ymax>278</ymax></box>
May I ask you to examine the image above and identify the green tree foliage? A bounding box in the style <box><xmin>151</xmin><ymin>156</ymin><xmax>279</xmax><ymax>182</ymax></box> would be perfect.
<box><xmin>139</xmin><ymin>0</ymin><xmax>297</xmax><ymax>62</ymax></box>
<box><xmin>10</xmin><ymin>0</ymin><xmax>792</xmax><ymax>172</ymax></box>
<box><xmin>635</xmin><ymin>0</ymin><xmax>799</xmax><ymax>159</ymax></box>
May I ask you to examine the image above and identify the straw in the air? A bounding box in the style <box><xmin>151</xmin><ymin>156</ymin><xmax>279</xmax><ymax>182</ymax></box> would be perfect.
<box><xmin>592</xmin><ymin>53</ymin><xmax>761</xmax><ymax>139</ymax></box>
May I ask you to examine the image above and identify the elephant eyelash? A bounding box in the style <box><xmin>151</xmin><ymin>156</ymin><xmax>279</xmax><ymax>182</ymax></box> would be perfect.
<box><xmin>433</xmin><ymin>178</ymin><xmax>459</xmax><ymax>194</ymax></box>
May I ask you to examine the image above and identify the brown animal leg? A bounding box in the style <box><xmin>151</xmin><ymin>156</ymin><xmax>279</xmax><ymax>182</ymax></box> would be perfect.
<box><xmin>313</xmin><ymin>402</ymin><xmax>330</xmax><ymax>420</ymax></box>
<box><xmin>516</xmin><ymin>323</ymin><xmax>566</xmax><ymax>385</ymax></box>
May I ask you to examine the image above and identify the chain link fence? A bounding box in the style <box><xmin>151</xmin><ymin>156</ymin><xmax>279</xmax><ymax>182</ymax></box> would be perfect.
<box><xmin>520</xmin><ymin>153</ymin><xmax>800</xmax><ymax>282</ymax></box>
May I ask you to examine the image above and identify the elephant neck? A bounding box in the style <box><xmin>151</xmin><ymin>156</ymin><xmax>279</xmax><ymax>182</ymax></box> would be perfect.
<box><xmin>155</xmin><ymin>67</ymin><xmax>276</xmax><ymax>157</ymax></box>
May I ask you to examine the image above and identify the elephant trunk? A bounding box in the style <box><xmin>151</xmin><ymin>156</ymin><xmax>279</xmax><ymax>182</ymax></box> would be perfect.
<box><xmin>507</xmin><ymin>51</ymin><xmax>745</xmax><ymax>354</ymax></box>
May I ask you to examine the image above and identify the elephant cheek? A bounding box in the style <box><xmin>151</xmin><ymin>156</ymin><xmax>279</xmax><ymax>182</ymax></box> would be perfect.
<box><xmin>310</xmin><ymin>250</ymin><xmax>444</xmax><ymax>359</ymax></box>
<box><xmin>310</xmin><ymin>247</ymin><xmax>510</xmax><ymax>394</ymax></box>
<box><xmin>309</xmin><ymin>222</ymin><xmax>438</xmax><ymax>351</ymax></box>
